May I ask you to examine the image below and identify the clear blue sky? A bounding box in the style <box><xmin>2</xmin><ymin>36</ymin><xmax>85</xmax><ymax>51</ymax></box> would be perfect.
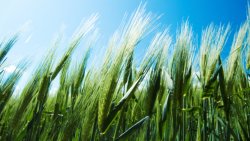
<box><xmin>0</xmin><ymin>0</ymin><xmax>248</xmax><ymax>87</ymax></box>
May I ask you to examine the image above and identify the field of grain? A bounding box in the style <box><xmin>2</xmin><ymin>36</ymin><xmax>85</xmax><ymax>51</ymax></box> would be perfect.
<box><xmin>0</xmin><ymin>6</ymin><xmax>249</xmax><ymax>141</ymax></box>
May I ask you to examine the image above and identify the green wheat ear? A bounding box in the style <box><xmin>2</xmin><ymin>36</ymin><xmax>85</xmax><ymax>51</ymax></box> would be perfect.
<box><xmin>0</xmin><ymin>35</ymin><xmax>18</xmax><ymax>64</ymax></box>
<box><xmin>97</xmin><ymin>4</ymin><xmax>156</xmax><ymax>133</ymax></box>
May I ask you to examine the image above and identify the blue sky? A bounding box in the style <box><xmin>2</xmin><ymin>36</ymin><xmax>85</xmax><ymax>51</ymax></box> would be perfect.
<box><xmin>0</xmin><ymin>0</ymin><xmax>248</xmax><ymax>88</ymax></box>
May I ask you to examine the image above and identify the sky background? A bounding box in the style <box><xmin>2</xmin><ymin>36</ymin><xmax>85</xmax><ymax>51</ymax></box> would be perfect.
<box><xmin>0</xmin><ymin>0</ymin><xmax>248</xmax><ymax>89</ymax></box>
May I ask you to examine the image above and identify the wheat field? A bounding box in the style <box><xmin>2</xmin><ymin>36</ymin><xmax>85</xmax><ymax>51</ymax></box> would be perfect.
<box><xmin>0</xmin><ymin>5</ymin><xmax>250</xmax><ymax>141</ymax></box>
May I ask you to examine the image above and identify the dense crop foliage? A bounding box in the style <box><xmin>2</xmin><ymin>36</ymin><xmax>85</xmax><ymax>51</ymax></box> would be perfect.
<box><xmin>0</xmin><ymin>5</ymin><xmax>250</xmax><ymax>141</ymax></box>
